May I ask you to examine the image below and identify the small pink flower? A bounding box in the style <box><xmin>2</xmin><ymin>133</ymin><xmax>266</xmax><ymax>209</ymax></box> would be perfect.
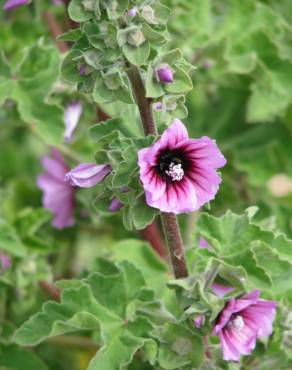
<box><xmin>3</xmin><ymin>0</ymin><xmax>29</xmax><ymax>10</ymax></box>
<box><xmin>198</xmin><ymin>237</ymin><xmax>212</xmax><ymax>250</ymax></box>
<box><xmin>138</xmin><ymin>119</ymin><xmax>226</xmax><ymax>214</ymax></box>
<box><xmin>65</xmin><ymin>163</ymin><xmax>111</xmax><ymax>188</ymax></box>
<box><xmin>0</xmin><ymin>253</ymin><xmax>11</xmax><ymax>271</ymax></box>
<box><xmin>37</xmin><ymin>149</ymin><xmax>75</xmax><ymax>230</ymax></box>
<box><xmin>64</xmin><ymin>102</ymin><xmax>83</xmax><ymax>142</ymax></box>
<box><xmin>109</xmin><ymin>197</ymin><xmax>123</xmax><ymax>212</ymax></box>
<box><xmin>213</xmin><ymin>290</ymin><xmax>277</xmax><ymax>362</ymax></box>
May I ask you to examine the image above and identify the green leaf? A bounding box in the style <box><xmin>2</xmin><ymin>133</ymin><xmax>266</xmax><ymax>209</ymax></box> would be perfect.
<box><xmin>122</xmin><ymin>42</ymin><xmax>150</xmax><ymax>67</ymax></box>
<box><xmin>68</xmin><ymin>0</ymin><xmax>93</xmax><ymax>22</ymax></box>
<box><xmin>57</xmin><ymin>28</ymin><xmax>82</xmax><ymax>42</ymax></box>
<box><xmin>157</xmin><ymin>323</ymin><xmax>204</xmax><ymax>369</ymax></box>
<box><xmin>164</xmin><ymin>67</ymin><xmax>193</xmax><ymax>94</ymax></box>
<box><xmin>0</xmin><ymin>344</ymin><xmax>48</xmax><ymax>370</ymax></box>
<box><xmin>0</xmin><ymin>219</ymin><xmax>27</xmax><ymax>257</ymax></box>
<box><xmin>131</xmin><ymin>194</ymin><xmax>159</xmax><ymax>230</ymax></box>
<box><xmin>14</xmin><ymin>283</ymin><xmax>122</xmax><ymax>346</ymax></box>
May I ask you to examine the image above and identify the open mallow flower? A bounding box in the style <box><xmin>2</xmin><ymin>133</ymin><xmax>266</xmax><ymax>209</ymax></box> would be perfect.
<box><xmin>64</xmin><ymin>102</ymin><xmax>83</xmax><ymax>142</ymax></box>
<box><xmin>65</xmin><ymin>163</ymin><xmax>111</xmax><ymax>188</ymax></box>
<box><xmin>138</xmin><ymin>119</ymin><xmax>226</xmax><ymax>214</ymax></box>
<box><xmin>213</xmin><ymin>290</ymin><xmax>277</xmax><ymax>362</ymax></box>
<box><xmin>155</xmin><ymin>64</ymin><xmax>174</xmax><ymax>84</ymax></box>
<box><xmin>37</xmin><ymin>149</ymin><xmax>75</xmax><ymax>230</ymax></box>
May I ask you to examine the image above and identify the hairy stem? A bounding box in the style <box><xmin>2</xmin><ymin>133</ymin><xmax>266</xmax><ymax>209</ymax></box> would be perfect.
<box><xmin>161</xmin><ymin>213</ymin><xmax>188</xmax><ymax>278</ymax></box>
<box><xmin>126</xmin><ymin>65</ymin><xmax>157</xmax><ymax>136</ymax></box>
<box><xmin>127</xmin><ymin>64</ymin><xmax>188</xmax><ymax>279</ymax></box>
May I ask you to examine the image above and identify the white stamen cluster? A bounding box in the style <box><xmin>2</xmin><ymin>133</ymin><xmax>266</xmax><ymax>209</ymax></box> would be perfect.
<box><xmin>230</xmin><ymin>315</ymin><xmax>245</xmax><ymax>331</ymax></box>
<box><xmin>165</xmin><ymin>162</ymin><xmax>184</xmax><ymax>181</ymax></box>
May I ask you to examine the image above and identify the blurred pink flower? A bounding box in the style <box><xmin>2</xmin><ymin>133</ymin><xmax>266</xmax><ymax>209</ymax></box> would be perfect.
<box><xmin>64</xmin><ymin>102</ymin><xmax>83</xmax><ymax>142</ymax></box>
<box><xmin>65</xmin><ymin>163</ymin><xmax>111</xmax><ymax>188</ymax></box>
<box><xmin>37</xmin><ymin>149</ymin><xmax>75</xmax><ymax>230</ymax></box>
<box><xmin>138</xmin><ymin>119</ymin><xmax>226</xmax><ymax>213</ymax></box>
<box><xmin>3</xmin><ymin>0</ymin><xmax>29</xmax><ymax>10</ymax></box>
<box><xmin>0</xmin><ymin>253</ymin><xmax>11</xmax><ymax>271</ymax></box>
<box><xmin>213</xmin><ymin>290</ymin><xmax>277</xmax><ymax>361</ymax></box>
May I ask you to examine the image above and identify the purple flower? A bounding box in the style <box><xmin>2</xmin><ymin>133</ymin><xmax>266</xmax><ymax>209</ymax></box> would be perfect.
<box><xmin>155</xmin><ymin>64</ymin><xmax>174</xmax><ymax>84</ymax></box>
<box><xmin>65</xmin><ymin>163</ymin><xmax>111</xmax><ymax>188</ymax></box>
<box><xmin>0</xmin><ymin>253</ymin><xmax>11</xmax><ymax>271</ymax></box>
<box><xmin>153</xmin><ymin>102</ymin><xmax>163</xmax><ymax>111</ymax></box>
<box><xmin>64</xmin><ymin>102</ymin><xmax>83</xmax><ymax>142</ymax></box>
<box><xmin>127</xmin><ymin>7</ymin><xmax>137</xmax><ymax>17</ymax></box>
<box><xmin>213</xmin><ymin>290</ymin><xmax>277</xmax><ymax>362</ymax></box>
<box><xmin>37</xmin><ymin>149</ymin><xmax>75</xmax><ymax>230</ymax></box>
<box><xmin>3</xmin><ymin>0</ymin><xmax>28</xmax><ymax>10</ymax></box>
<box><xmin>138</xmin><ymin>119</ymin><xmax>226</xmax><ymax>214</ymax></box>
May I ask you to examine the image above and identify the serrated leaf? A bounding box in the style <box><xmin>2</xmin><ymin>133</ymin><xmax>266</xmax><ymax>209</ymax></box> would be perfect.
<box><xmin>123</xmin><ymin>42</ymin><xmax>150</xmax><ymax>67</ymax></box>
<box><xmin>68</xmin><ymin>0</ymin><xmax>93</xmax><ymax>22</ymax></box>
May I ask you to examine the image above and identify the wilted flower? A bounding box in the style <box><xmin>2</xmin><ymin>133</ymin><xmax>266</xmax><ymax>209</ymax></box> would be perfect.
<box><xmin>0</xmin><ymin>253</ymin><xmax>11</xmax><ymax>271</ymax></box>
<box><xmin>3</xmin><ymin>0</ymin><xmax>28</xmax><ymax>10</ymax></box>
<box><xmin>213</xmin><ymin>290</ymin><xmax>277</xmax><ymax>361</ymax></box>
<box><xmin>37</xmin><ymin>149</ymin><xmax>75</xmax><ymax>230</ymax></box>
<box><xmin>65</xmin><ymin>163</ymin><xmax>111</xmax><ymax>188</ymax></box>
<box><xmin>155</xmin><ymin>64</ymin><xmax>174</xmax><ymax>84</ymax></box>
<box><xmin>127</xmin><ymin>7</ymin><xmax>137</xmax><ymax>17</ymax></box>
<box><xmin>138</xmin><ymin>119</ymin><xmax>226</xmax><ymax>214</ymax></box>
<box><xmin>64</xmin><ymin>102</ymin><xmax>83</xmax><ymax>142</ymax></box>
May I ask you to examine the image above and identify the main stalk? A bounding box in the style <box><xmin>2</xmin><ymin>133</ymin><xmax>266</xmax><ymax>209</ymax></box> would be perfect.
<box><xmin>126</xmin><ymin>64</ymin><xmax>188</xmax><ymax>279</ymax></box>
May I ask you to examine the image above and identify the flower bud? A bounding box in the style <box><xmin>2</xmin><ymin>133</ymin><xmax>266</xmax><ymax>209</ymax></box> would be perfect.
<box><xmin>153</xmin><ymin>102</ymin><xmax>163</xmax><ymax>111</ymax></box>
<box><xmin>79</xmin><ymin>64</ymin><xmax>87</xmax><ymax>76</ymax></box>
<box><xmin>109</xmin><ymin>198</ymin><xmax>123</xmax><ymax>212</ymax></box>
<box><xmin>82</xmin><ymin>0</ymin><xmax>95</xmax><ymax>11</ymax></box>
<box><xmin>127</xmin><ymin>7</ymin><xmax>137</xmax><ymax>17</ymax></box>
<box><xmin>194</xmin><ymin>314</ymin><xmax>205</xmax><ymax>329</ymax></box>
<box><xmin>155</xmin><ymin>64</ymin><xmax>174</xmax><ymax>84</ymax></box>
<box><xmin>64</xmin><ymin>102</ymin><xmax>83</xmax><ymax>142</ymax></box>
<box><xmin>127</xmin><ymin>29</ymin><xmax>146</xmax><ymax>48</ymax></box>
<box><xmin>141</xmin><ymin>5</ymin><xmax>156</xmax><ymax>24</ymax></box>
<box><xmin>65</xmin><ymin>163</ymin><xmax>111</xmax><ymax>188</ymax></box>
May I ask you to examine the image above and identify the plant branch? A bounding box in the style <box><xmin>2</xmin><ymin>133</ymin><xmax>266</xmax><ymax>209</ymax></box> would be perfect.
<box><xmin>126</xmin><ymin>64</ymin><xmax>188</xmax><ymax>279</ymax></box>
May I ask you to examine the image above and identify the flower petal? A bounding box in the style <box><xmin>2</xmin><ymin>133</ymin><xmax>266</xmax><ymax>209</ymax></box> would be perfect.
<box><xmin>64</xmin><ymin>102</ymin><xmax>83</xmax><ymax>142</ymax></box>
<box><xmin>159</xmin><ymin>119</ymin><xmax>189</xmax><ymax>148</ymax></box>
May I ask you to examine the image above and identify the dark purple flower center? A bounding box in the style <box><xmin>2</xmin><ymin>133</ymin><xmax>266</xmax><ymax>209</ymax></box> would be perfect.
<box><xmin>156</xmin><ymin>150</ymin><xmax>187</xmax><ymax>182</ymax></box>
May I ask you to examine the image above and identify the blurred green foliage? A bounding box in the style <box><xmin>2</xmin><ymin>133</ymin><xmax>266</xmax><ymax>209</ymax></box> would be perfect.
<box><xmin>0</xmin><ymin>0</ymin><xmax>291</xmax><ymax>369</ymax></box>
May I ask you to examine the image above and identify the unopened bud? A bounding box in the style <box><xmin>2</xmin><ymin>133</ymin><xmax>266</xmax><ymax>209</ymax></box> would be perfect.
<box><xmin>81</xmin><ymin>0</ymin><xmax>95</xmax><ymax>11</ymax></box>
<box><xmin>155</xmin><ymin>64</ymin><xmax>174</xmax><ymax>84</ymax></box>
<box><xmin>141</xmin><ymin>5</ymin><xmax>156</xmax><ymax>24</ymax></box>
<box><xmin>127</xmin><ymin>29</ymin><xmax>146</xmax><ymax>47</ymax></box>
<box><xmin>127</xmin><ymin>7</ymin><xmax>137</xmax><ymax>17</ymax></box>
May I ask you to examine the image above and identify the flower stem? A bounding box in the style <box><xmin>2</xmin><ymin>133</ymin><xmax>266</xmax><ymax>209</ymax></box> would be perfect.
<box><xmin>161</xmin><ymin>213</ymin><xmax>188</xmax><ymax>278</ymax></box>
<box><xmin>126</xmin><ymin>64</ymin><xmax>188</xmax><ymax>279</ymax></box>
<box><xmin>126</xmin><ymin>65</ymin><xmax>157</xmax><ymax>136</ymax></box>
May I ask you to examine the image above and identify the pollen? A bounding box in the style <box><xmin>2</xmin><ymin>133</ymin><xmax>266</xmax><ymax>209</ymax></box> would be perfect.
<box><xmin>231</xmin><ymin>315</ymin><xmax>245</xmax><ymax>331</ymax></box>
<box><xmin>165</xmin><ymin>162</ymin><xmax>184</xmax><ymax>181</ymax></box>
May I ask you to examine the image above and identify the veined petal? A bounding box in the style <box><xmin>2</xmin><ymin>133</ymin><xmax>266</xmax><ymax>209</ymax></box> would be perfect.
<box><xmin>159</xmin><ymin>119</ymin><xmax>189</xmax><ymax>148</ymax></box>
